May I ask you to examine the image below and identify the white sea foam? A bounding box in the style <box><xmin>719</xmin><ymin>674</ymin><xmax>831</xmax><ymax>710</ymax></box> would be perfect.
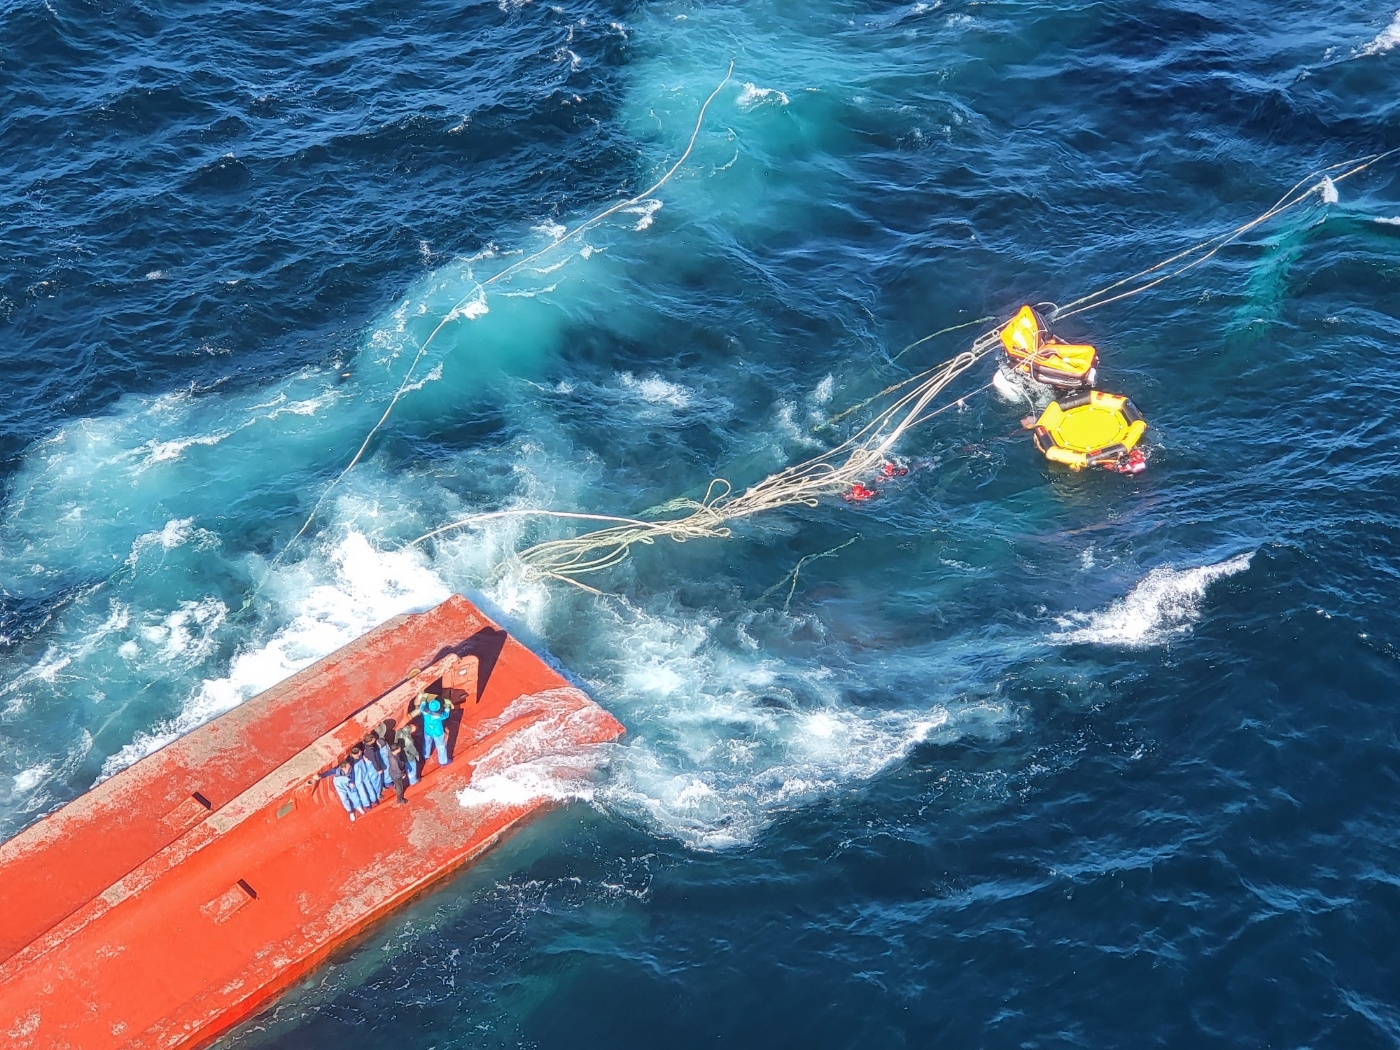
<box><xmin>457</xmin><ymin>690</ymin><xmax>612</xmax><ymax>809</ymax></box>
<box><xmin>261</xmin><ymin>392</ymin><xmax>334</xmax><ymax>421</ymax></box>
<box><xmin>124</xmin><ymin>517</ymin><xmax>222</xmax><ymax>570</ymax></box>
<box><xmin>623</xmin><ymin>199</ymin><xmax>662</xmax><ymax>231</ymax></box>
<box><xmin>1319</xmin><ymin>176</ymin><xmax>1339</xmax><ymax>204</ymax></box>
<box><xmin>399</xmin><ymin>362</ymin><xmax>444</xmax><ymax>395</ymax></box>
<box><xmin>12</xmin><ymin>763</ymin><xmax>50</xmax><ymax>793</ymax></box>
<box><xmin>501</xmin><ymin>283</ymin><xmax>560</xmax><ymax>299</ymax></box>
<box><xmin>571</xmin><ymin>596</ymin><xmax>970</xmax><ymax>849</ymax></box>
<box><xmin>130</xmin><ymin>517</ymin><xmax>196</xmax><ymax>556</ymax></box>
<box><xmin>139</xmin><ymin>430</ymin><xmax>236</xmax><ymax>467</ymax></box>
<box><xmin>0</xmin><ymin>597</ymin><xmax>129</xmax><ymax>714</ymax></box>
<box><xmin>449</xmin><ymin>290</ymin><xmax>490</xmax><ymax>321</ymax></box>
<box><xmin>618</xmin><ymin>371</ymin><xmax>692</xmax><ymax>407</ymax></box>
<box><xmin>737</xmin><ymin>82</ymin><xmax>791</xmax><ymax>109</ymax></box>
<box><xmin>135</xmin><ymin>597</ymin><xmax>227</xmax><ymax>665</ymax></box>
<box><xmin>1050</xmin><ymin>553</ymin><xmax>1253</xmax><ymax>648</ymax></box>
<box><xmin>1359</xmin><ymin>10</ymin><xmax>1400</xmax><ymax>56</ymax></box>
<box><xmin>603</xmin><ymin>698</ymin><xmax>953</xmax><ymax>850</ymax></box>
<box><xmin>1374</xmin><ymin>216</ymin><xmax>1400</xmax><ymax>226</ymax></box>
<box><xmin>532</xmin><ymin>220</ymin><xmax>567</xmax><ymax>243</ymax></box>
<box><xmin>99</xmin><ymin>532</ymin><xmax>449</xmax><ymax>779</ymax></box>
<box><xmin>527</xmin><ymin>255</ymin><xmax>571</xmax><ymax>277</ymax></box>
<box><xmin>458</xmin><ymin>755</ymin><xmax>596</xmax><ymax>808</ymax></box>
<box><xmin>773</xmin><ymin>400</ymin><xmax>823</xmax><ymax>450</ymax></box>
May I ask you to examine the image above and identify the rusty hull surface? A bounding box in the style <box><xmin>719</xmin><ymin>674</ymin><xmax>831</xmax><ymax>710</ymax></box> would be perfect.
<box><xmin>0</xmin><ymin>594</ymin><xmax>624</xmax><ymax>1050</ymax></box>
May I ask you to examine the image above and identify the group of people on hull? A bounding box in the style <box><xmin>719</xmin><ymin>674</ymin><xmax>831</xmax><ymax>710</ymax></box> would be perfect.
<box><xmin>311</xmin><ymin>692</ymin><xmax>456</xmax><ymax>822</ymax></box>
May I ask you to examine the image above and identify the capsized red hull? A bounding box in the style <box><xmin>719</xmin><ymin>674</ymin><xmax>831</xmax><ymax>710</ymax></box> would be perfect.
<box><xmin>0</xmin><ymin>594</ymin><xmax>624</xmax><ymax>1050</ymax></box>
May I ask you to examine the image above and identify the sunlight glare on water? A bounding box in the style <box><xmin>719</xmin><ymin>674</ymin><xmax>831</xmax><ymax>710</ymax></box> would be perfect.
<box><xmin>2</xmin><ymin>0</ymin><xmax>1400</xmax><ymax>1046</ymax></box>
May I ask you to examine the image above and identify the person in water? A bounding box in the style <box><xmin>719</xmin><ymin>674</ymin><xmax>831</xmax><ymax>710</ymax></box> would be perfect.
<box><xmin>313</xmin><ymin>760</ymin><xmax>365</xmax><ymax>822</ymax></box>
<box><xmin>409</xmin><ymin>692</ymin><xmax>454</xmax><ymax>768</ymax></box>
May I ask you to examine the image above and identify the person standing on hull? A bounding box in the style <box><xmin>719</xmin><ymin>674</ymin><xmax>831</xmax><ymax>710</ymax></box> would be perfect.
<box><xmin>365</xmin><ymin>729</ymin><xmax>393</xmax><ymax>793</ymax></box>
<box><xmin>312</xmin><ymin>760</ymin><xmax>366</xmax><ymax>822</ymax></box>
<box><xmin>409</xmin><ymin>692</ymin><xmax>455</xmax><ymax>768</ymax></box>
<box><xmin>385</xmin><ymin>740</ymin><xmax>411</xmax><ymax>804</ymax></box>
<box><xmin>394</xmin><ymin>722</ymin><xmax>421</xmax><ymax>785</ymax></box>
<box><xmin>348</xmin><ymin>743</ymin><xmax>383</xmax><ymax>809</ymax></box>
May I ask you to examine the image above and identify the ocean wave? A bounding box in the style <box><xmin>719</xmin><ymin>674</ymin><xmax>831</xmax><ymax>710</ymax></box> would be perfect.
<box><xmin>456</xmin><ymin>689</ymin><xmax>615</xmax><ymax>810</ymax></box>
<box><xmin>618</xmin><ymin>370</ymin><xmax>693</xmax><ymax>408</ymax></box>
<box><xmin>98</xmin><ymin>532</ymin><xmax>449</xmax><ymax>780</ymax></box>
<box><xmin>562</xmin><ymin>593</ymin><xmax>977</xmax><ymax>850</ymax></box>
<box><xmin>1358</xmin><ymin>10</ymin><xmax>1400</xmax><ymax>56</ymax></box>
<box><xmin>622</xmin><ymin>198</ymin><xmax>662</xmax><ymax>231</ymax></box>
<box><xmin>1050</xmin><ymin>553</ymin><xmax>1254</xmax><ymax>649</ymax></box>
<box><xmin>736</xmin><ymin>82</ymin><xmax>790</xmax><ymax>109</ymax></box>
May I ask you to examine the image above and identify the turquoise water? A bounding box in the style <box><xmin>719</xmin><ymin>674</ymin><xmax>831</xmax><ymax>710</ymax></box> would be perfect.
<box><xmin>4</xmin><ymin>0</ymin><xmax>1400</xmax><ymax>1045</ymax></box>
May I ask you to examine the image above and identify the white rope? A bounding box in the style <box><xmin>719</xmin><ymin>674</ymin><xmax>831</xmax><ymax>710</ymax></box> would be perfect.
<box><xmin>410</xmin><ymin>331</ymin><xmax>1004</xmax><ymax>587</ymax></box>
<box><xmin>407</xmin><ymin>148</ymin><xmax>1400</xmax><ymax>590</ymax></box>
<box><xmin>272</xmin><ymin>61</ymin><xmax>737</xmax><ymax>567</ymax></box>
<box><xmin>1051</xmin><ymin>147</ymin><xmax>1400</xmax><ymax>322</ymax></box>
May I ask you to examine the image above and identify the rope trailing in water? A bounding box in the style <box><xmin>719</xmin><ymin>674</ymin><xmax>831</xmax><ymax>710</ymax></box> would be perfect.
<box><xmin>408</xmin><ymin>147</ymin><xmax>1398</xmax><ymax>590</ymax></box>
<box><xmin>271</xmin><ymin>61</ymin><xmax>737</xmax><ymax>568</ymax></box>
<box><xmin>1048</xmin><ymin>147</ymin><xmax>1400</xmax><ymax>322</ymax></box>
<box><xmin>411</xmin><ymin>330</ymin><xmax>1005</xmax><ymax>589</ymax></box>
<box><xmin>760</xmin><ymin>536</ymin><xmax>860</xmax><ymax>612</ymax></box>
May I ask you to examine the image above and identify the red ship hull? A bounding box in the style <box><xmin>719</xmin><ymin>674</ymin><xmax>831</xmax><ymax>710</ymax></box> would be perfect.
<box><xmin>0</xmin><ymin>594</ymin><xmax>624</xmax><ymax>1049</ymax></box>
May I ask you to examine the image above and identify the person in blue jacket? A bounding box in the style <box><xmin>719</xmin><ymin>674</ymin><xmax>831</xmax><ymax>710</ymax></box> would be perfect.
<box><xmin>408</xmin><ymin>692</ymin><xmax>454</xmax><ymax>768</ymax></box>
<box><xmin>366</xmin><ymin>729</ymin><xmax>394</xmax><ymax>791</ymax></box>
<box><xmin>348</xmin><ymin>743</ymin><xmax>382</xmax><ymax>809</ymax></box>
<box><xmin>312</xmin><ymin>759</ymin><xmax>366</xmax><ymax>822</ymax></box>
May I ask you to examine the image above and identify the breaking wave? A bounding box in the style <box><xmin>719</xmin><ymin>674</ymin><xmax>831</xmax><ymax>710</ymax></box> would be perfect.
<box><xmin>1358</xmin><ymin>10</ymin><xmax>1400</xmax><ymax>56</ymax></box>
<box><xmin>99</xmin><ymin>533</ymin><xmax>450</xmax><ymax>779</ymax></box>
<box><xmin>456</xmin><ymin>690</ymin><xmax>615</xmax><ymax>810</ymax></box>
<box><xmin>1050</xmin><ymin>553</ymin><xmax>1254</xmax><ymax>649</ymax></box>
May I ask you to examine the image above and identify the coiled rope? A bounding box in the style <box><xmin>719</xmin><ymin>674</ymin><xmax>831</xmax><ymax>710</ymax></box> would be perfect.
<box><xmin>407</xmin><ymin>148</ymin><xmax>1397</xmax><ymax>591</ymax></box>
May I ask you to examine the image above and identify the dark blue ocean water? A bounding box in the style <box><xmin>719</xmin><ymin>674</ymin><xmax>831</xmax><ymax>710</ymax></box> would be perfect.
<box><xmin>4</xmin><ymin>0</ymin><xmax>1400</xmax><ymax>1046</ymax></box>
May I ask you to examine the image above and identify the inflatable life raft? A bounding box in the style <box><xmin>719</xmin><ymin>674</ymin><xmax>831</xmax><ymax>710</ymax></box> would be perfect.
<box><xmin>1025</xmin><ymin>389</ymin><xmax>1147</xmax><ymax>473</ymax></box>
<box><xmin>999</xmin><ymin>304</ymin><xmax>1099</xmax><ymax>390</ymax></box>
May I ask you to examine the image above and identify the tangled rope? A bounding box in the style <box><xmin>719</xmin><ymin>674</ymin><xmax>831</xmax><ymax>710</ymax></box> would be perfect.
<box><xmin>411</xmin><ymin>331</ymin><xmax>1004</xmax><ymax>590</ymax></box>
<box><xmin>407</xmin><ymin>147</ymin><xmax>1398</xmax><ymax>590</ymax></box>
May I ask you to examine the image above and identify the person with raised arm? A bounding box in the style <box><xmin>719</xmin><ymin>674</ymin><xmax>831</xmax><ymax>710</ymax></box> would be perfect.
<box><xmin>407</xmin><ymin>691</ymin><xmax>454</xmax><ymax>768</ymax></box>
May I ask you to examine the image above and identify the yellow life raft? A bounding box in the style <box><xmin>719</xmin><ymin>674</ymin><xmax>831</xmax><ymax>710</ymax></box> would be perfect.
<box><xmin>1026</xmin><ymin>390</ymin><xmax>1147</xmax><ymax>473</ymax></box>
<box><xmin>999</xmin><ymin>304</ymin><xmax>1099</xmax><ymax>390</ymax></box>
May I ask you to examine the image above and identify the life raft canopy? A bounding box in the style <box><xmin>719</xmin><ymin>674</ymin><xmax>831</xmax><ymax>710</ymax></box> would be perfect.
<box><xmin>1025</xmin><ymin>389</ymin><xmax>1147</xmax><ymax>474</ymax></box>
<box><xmin>999</xmin><ymin>304</ymin><xmax>1099</xmax><ymax>390</ymax></box>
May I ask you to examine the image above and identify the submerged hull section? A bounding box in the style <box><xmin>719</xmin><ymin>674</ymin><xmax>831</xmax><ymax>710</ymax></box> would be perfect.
<box><xmin>0</xmin><ymin>594</ymin><xmax>623</xmax><ymax>1050</ymax></box>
